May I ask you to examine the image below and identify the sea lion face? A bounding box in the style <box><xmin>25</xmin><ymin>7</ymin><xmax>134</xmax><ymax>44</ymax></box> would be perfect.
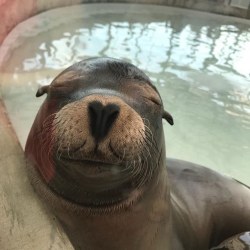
<box><xmin>25</xmin><ymin>58</ymin><xmax>173</xmax><ymax>208</ymax></box>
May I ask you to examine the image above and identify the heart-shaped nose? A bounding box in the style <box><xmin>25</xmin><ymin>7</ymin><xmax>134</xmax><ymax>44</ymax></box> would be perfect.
<box><xmin>88</xmin><ymin>101</ymin><xmax>120</xmax><ymax>142</ymax></box>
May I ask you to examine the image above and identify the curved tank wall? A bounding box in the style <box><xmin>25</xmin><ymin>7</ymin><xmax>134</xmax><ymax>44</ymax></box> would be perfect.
<box><xmin>0</xmin><ymin>101</ymin><xmax>73</xmax><ymax>249</ymax></box>
<box><xmin>1</xmin><ymin>0</ymin><xmax>250</xmax><ymax>44</ymax></box>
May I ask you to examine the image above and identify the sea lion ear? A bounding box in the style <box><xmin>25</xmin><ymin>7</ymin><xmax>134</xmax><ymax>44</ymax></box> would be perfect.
<box><xmin>36</xmin><ymin>85</ymin><xmax>50</xmax><ymax>97</ymax></box>
<box><xmin>162</xmin><ymin>110</ymin><xmax>174</xmax><ymax>126</ymax></box>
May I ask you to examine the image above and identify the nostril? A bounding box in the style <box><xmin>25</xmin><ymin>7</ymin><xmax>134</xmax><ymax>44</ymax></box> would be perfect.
<box><xmin>88</xmin><ymin>101</ymin><xmax>120</xmax><ymax>142</ymax></box>
<box><xmin>103</xmin><ymin>104</ymin><xmax>120</xmax><ymax>135</ymax></box>
<box><xmin>88</xmin><ymin>101</ymin><xmax>103</xmax><ymax>139</ymax></box>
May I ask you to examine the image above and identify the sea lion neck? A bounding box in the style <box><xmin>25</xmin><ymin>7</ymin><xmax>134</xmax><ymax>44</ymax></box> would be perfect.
<box><xmin>54</xmin><ymin>163</ymin><xmax>172</xmax><ymax>250</ymax></box>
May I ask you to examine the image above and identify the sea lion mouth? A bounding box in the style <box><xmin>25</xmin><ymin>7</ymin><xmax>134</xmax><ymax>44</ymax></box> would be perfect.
<box><xmin>58</xmin><ymin>156</ymin><xmax>123</xmax><ymax>177</ymax></box>
<box><xmin>60</xmin><ymin>156</ymin><xmax>119</xmax><ymax>166</ymax></box>
<box><xmin>51</xmin><ymin>153</ymin><xmax>143</xmax><ymax>207</ymax></box>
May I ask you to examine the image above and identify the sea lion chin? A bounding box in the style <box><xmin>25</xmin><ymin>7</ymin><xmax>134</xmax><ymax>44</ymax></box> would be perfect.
<box><xmin>25</xmin><ymin>57</ymin><xmax>250</xmax><ymax>250</ymax></box>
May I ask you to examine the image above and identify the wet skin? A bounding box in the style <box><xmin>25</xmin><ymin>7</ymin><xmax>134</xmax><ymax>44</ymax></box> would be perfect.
<box><xmin>25</xmin><ymin>57</ymin><xmax>250</xmax><ymax>250</ymax></box>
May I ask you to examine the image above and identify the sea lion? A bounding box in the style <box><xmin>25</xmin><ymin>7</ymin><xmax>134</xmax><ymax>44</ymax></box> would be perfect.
<box><xmin>25</xmin><ymin>57</ymin><xmax>250</xmax><ymax>250</ymax></box>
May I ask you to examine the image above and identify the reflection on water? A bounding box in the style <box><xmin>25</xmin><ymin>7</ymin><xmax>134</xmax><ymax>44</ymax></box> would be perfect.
<box><xmin>1</xmin><ymin>5</ymin><xmax>250</xmax><ymax>184</ymax></box>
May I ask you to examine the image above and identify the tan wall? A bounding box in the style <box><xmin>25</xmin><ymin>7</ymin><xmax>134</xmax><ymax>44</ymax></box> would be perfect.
<box><xmin>0</xmin><ymin>99</ymin><xmax>74</xmax><ymax>249</ymax></box>
<box><xmin>0</xmin><ymin>0</ymin><xmax>250</xmax><ymax>45</ymax></box>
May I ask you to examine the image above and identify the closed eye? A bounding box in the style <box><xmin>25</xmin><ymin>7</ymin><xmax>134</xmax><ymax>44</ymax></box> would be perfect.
<box><xmin>143</xmin><ymin>96</ymin><xmax>162</xmax><ymax>106</ymax></box>
<box><xmin>149</xmin><ymin>97</ymin><xmax>161</xmax><ymax>106</ymax></box>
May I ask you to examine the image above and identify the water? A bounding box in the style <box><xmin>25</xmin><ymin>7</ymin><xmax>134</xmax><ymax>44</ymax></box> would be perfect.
<box><xmin>0</xmin><ymin>4</ymin><xmax>250</xmax><ymax>184</ymax></box>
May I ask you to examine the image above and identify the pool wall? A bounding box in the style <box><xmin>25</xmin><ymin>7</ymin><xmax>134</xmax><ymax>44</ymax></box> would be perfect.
<box><xmin>0</xmin><ymin>99</ymin><xmax>74</xmax><ymax>250</ymax></box>
<box><xmin>1</xmin><ymin>0</ymin><xmax>250</xmax><ymax>44</ymax></box>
